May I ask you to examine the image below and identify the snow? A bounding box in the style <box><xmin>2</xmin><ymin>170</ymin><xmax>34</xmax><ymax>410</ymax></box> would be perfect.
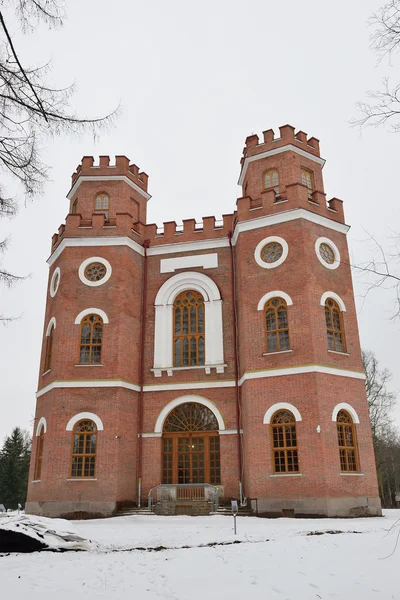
<box><xmin>1</xmin><ymin>510</ymin><xmax>399</xmax><ymax>599</ymax></box>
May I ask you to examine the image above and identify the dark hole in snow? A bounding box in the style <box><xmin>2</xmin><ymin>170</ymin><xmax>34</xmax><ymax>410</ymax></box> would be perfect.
<box><xmin>0</xmin><ymin>529</ymin><xmax>47</xmax><ymax>553</ymax></box>
<box><xmin>306</xmin><ymin>530</ymin><xmax>362</xmax><ymax>536</ymax></box>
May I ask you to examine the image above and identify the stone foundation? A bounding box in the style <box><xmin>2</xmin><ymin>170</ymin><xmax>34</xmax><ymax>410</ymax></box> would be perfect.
<box><xmin>252</xmin><ymin>496</ymin><xmax>382</xmax><ymax>518</ymax></box>
<box><xmin>25</xmin><ymin>501</ymin><xmax>117</xmax><ymax>520</ymax></box>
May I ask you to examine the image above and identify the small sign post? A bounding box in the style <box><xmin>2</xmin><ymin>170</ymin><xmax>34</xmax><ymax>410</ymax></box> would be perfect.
<box><xmin>231</xmin><ymin>500</ymin><xmax>238</xmax><ymax>535</ymax></box>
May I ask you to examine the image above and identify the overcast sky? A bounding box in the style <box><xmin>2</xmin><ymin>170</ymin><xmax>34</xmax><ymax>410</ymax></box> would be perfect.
<box><xmin>0</xmin><ymin>0</ymin><xmax>399</xmax><ymax>443</ymax></box>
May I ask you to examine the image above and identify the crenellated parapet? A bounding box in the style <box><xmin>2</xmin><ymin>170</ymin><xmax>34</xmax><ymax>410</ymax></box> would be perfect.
<box><xmin>50</xmin><ymin>212</ymin><xmax>236</xmax><ymax>252</ymax></box>
<box><xmin>241</xmin><ymin>124</ymin><xmax>321</xmax><ymax>163</ymax></box>
<box><xmin>71</xmin><ymin>155</ymin><xmax>149</xmax><ymax>194</ymax></box>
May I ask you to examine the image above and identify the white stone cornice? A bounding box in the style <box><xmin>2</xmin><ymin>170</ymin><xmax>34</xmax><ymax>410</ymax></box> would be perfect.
<box><xmin>67</xmin><ymin>175</ymin><xmax>151</xmax><ymax>201</ymax></box>
<box><xmin>35</xmin><ymin>366</ymin><xmax>365</xmax><ymax>398</ymax></box>
<box><xmin>238</xmin><ymin>143</ymin><xmax>326</xmax><ymax>186</ymax></box>
<box><xmin>47</xmin><ymin>236</ymin><xmax>145</xmax><ymax>266</ymax></box>
<box><xmin>148</xmin><ymin>237</ymin><xmax>230</xmax><ymax>256</ymax></box>
<box><xmin>231</xmin><ymin>208</ymin><xmax>350</xmax><ymax>245</ymax></box>
<box><xmin>238</xmin><ymin>365</ymin><xmax>365</xmax><ymax>386</ymax></box>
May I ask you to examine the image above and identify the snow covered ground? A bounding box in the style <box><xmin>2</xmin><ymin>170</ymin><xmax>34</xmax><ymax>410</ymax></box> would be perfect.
<box><xmin>1</xmin><ymin>510</ymin><xmax>399</xmax><ymax>599</ymax></box>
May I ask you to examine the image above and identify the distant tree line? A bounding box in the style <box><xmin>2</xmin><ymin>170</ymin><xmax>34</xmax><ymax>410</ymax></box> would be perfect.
<box><xmin>363</xmin><ymin>350</ymin><xmax>400</xmax><ymax>507</ymax></box>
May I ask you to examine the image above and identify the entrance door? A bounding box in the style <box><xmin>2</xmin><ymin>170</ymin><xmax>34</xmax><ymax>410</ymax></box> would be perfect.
<box><xmin>162</xmin><ymin>403</ymin><xmax>221</xmax><ymax>485</ymax></box>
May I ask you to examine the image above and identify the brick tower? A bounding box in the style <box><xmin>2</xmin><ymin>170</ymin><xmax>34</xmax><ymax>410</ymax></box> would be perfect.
<box><xmin>26</xmin><ymin>126</ymin><xmax>381</xmax><ymax>518</ymax></box>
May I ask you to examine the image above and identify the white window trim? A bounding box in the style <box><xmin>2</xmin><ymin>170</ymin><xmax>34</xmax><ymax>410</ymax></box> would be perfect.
<box><xmin>74</xmin><ymin>308</ymin><xmax>109</xmax><ymax>324</ymax></box>
<box><xmin>45</xmin><ymin>317</ymin><xmax>56</xmax><ymax>336</ymax></box>
<box><xmin>66</xmin><ymin>412</ymin><xmax>104</xmax><ymax>431</ymax></box>
<box><xmin>257</xmin><ymin>291</ymin><xmax>293</xmax><ymax>311</ymax></box>
<box><xmin>154</xmin><ymin>395</ymin><xmax>225</xmax><ymax>433</ymax></box>
<box><xmin>320</xmin><ymin>292</ymin><xmax>346</xmax><ymax>312</ymax></box>
<box><xmin>331</xmin><ymin>403</ymin><xmax>360</xmax><ymax>424</ymax></box>
<box><xmin>315</xmin><ymin>237</ymin><xmax>341</xmax><ymax>270</ymax></box>
<box><xmin>263</xmin><ymin>402</ymin><xmax>302</xmax><ymax>424</ymax></box>
<box><xmin>153</xmin><ymin>271</ymin><xmax>224</xmax><ymax>371</ymax></box>
<box><xmin>49</xmin><ymin>267</ymin><xmax>60</xmax><ymax>298</ymax></box>
<box><xmin>78</xmin><ymin>257</ymin><xmax>112</xmax><ymax>287</ymax></box>
<box><xmin>36</xmin><ymin>417</ymin><xmax>47</xmax><ymax>436</ymax></box>
<box><xmin>254</xmin><ymin>236</ymin><xmax>288</xmax><ymax>269</ymax></box>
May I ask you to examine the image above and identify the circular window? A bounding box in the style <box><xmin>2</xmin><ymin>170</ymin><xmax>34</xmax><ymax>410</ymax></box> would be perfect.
<box><xmin>254</xmin><ymin>236</ymin><xmax>288</xmax><ymax>269</ymax></box>
<box><xmin>49</xmin><ymin>267</ymin><xmax>61</xmax><ymax>297</ymax></box>
<box><xmin>315</xmin><ymin>238</ymin><xmax>340</xmax><ymax>270</ymax></box>
<box><xmin>319</xmin><ymin>243</ymin><xmax>335</xmax><ymax>265</ymax></box>
<box><xmin>79</xmin><ymin>257</ymin><xmax>112</xmax><ymax>287</ymax></box>
<box><xmin>84</xmin><ymin>262</ymin><xmax>107</xmax><ymax>282</ymax></box>
<box><xmin>261</xmin><ymin>242</ymin><xmax>283</xmax><ymax>264</ymax></box>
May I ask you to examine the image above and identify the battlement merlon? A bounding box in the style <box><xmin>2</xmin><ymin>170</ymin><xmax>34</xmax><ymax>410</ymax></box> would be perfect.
<box><xmin>238</xmin><ymin>124</ymin><xmax>325</xmax><ymax>185</ymax></box>
<box><xmin>67</xmin><ymin>155</ymin><xmax>151</xmax><ymax>201</ymax></box>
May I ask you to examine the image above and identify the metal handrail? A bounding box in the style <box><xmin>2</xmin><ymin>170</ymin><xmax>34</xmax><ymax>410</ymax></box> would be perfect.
<box><xmin>148</xmin><ymin>483</ymin><xmax>219</xmax><ymax>513</ymax></box>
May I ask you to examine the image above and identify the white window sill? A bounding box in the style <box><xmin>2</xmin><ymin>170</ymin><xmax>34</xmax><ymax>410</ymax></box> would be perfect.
<box><xmin>328</xmin><ymin>350</ymin><xmax>349</xmax><ymax>356</ymax></box>
<box><xmin>74</xmin><ymin>364</ymin><xmax>104</xmax><ymax>367</ymax></box>
<box><xmin>66</xmin><ymin>478</ymin><xmax>97</xmax><ymax>481</ymax></box>
<box><xmin>340</xmin><ymin>472</ymin><xmax>364</xmax><ymax>477</ymax></box>
<box><xmin>32</xmin><ymin>480</ymin><xmax>41</xmax><ymax>483</ymax></box>
<box><xmin>262</xmin><ymin>350</ymin><xmax>292</xmax><ymax>356</ymax></box>
<box><xmin>270</xmin><ymin>473</ymin><xmax>302</xmax><ymax>477</ymax></box>
<box><xmin>152</xmin><ymin>364</ymin><xmax>227</xmax><ymax>377</ymax></box>
<box><xmin>42</xmin><ymin>369</ymin><xmax>51</xmax><ymax>376</ymax></box>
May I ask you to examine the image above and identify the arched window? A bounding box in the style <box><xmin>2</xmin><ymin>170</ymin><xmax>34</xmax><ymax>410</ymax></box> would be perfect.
<box><xmin>301</xmin><ymin>168</ymin><xmax>314</xmax><ymax>198</ymax></box>
<box><xmin>79</xmin><ymin>314</ymin><xmax>103</xmax><ymax>364</ymax></box>
<box><xmin>271</xmin><ymin>410</ymin><xmax>299</xmax><ymax>473</ymax></box>
<box><xmin>337</xmin><ymin>410</ymin><xmax>358</xmax><ymax>472</ymax></box>
<box><xmin>44</xmin><ymin>324</ymin><xmax>54</xmax><ymax>371</ymax></box>
<box><xmin>34</xmin><ymin>427</ymin><xmax>45</xmax><ymax>480</ymax></box>
<box><xmin>71</xmin><ymin>419</ymin><xmax>97</xmax><ymax>478</ymax></box>
<box><xmin>264</xmin><ymin>169</ymin><xmax>279</xmax><ymax>195</ymax></box>
<box><xmin>162</xmin><ymin>402</ymin><xmax>220</xmax><ymax>484</ymax></box>
<box><xmin>94</xmin><ymin>193</ymin><xmax>109</xmax><ymax>218</ymax></box>
<box><xmin>265</xmin><ymin>297</ymin><xmax>290</xmax><ymax>352</ymax></box>
<box><xmin>71</xmin><ymin>199</ymin><xmax>78</xmax><ymax>214</ymax></box>
<box><xmin>325</xmin><ymin>298</ymin><xmax>345</xmax><ymax>352</ymax></box>
<box><xmin>173</xmin><ymin>290</ymin><xmax>205</xmax><ymax>367</ymax></box>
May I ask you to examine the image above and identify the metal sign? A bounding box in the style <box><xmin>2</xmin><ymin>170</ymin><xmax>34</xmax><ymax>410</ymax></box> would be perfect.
<box><xmin>231</xmin><ymin>500</ymin><xmax>238</xmax><ymax>515</ymax></box>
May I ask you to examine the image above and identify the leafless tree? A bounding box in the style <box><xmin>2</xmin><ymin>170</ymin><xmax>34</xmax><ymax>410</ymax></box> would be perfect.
<box><xmin>353</xmin><ymin>0</ymin><xmax>400</xmax><ymax>130</ymax></box>
<box><xmin>362</xmin><ymin>349</ymin><xmax>400</xmax><ymax>506</ymax></box>
<box><xmin>0</xmin><ymin>0</ymin><xmax>117</xmax><ymax>316</ymax></box>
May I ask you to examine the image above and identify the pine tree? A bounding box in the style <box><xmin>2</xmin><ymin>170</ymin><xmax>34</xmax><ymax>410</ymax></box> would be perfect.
<box><xmin>0</xmin><ymin>427</ymin><xmax>31</xmax><ymax>510</ymax></box>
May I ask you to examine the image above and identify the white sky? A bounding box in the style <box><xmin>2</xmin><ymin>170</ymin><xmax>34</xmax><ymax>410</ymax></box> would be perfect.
<box><xmin>0</xmin><ymin>0</ymin><xmax>399</xmax><ymax>443</ymax></box>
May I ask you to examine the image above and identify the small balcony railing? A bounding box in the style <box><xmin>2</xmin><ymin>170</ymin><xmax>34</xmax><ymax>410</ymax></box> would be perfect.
<box><xmin>148</xmin><ymin>483</ymin><xmax>219</xmax><ymax>513</ymax></box>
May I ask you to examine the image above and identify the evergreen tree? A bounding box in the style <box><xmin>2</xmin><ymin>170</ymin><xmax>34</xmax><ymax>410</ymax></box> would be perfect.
<box><xmin>0</xmin><ymin>427</ymin><xmax>31</xmax><ymax>509</ymax></box>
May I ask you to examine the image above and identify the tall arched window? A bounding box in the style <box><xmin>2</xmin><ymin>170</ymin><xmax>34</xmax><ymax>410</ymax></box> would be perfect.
<box><xmin>173</xmin><ymin>290</ymin><xmax>205</xmax><ymax>367</ymax></box>
<box><xmin>264</xmin><ymin>169</ymin><xmax>279</xmax><ymax>195</ymax></box>
<box><xmin>337</xmin><ymin>410</ymin><xmax>358</xmax><ymax>472</ymax></box>
<box><xmin>94</xmin><ymin>193</ymin><xmax>109</xmax><ymax>218</ymax></box>
<box><xmin>71</xmin><ymin>419</ymin><xmax>97</xmax><ymax>478</ymax></box>
<box><xmin>44</xmin><ymin>325</ymin><xmax>54</xmax><ymax>371</ymax></box>
<box><xmin>325</xmin><ymin>298</ymin><xmax>345</xmax><ymax>352</ymax></box>
<box><xmin>271</xmin><ymin>410</ymin><xmax>299</xmax><ymax>473</ymax></box>
<box><xmin>265</xmin><ymin>297</ymin><xmax>290</xmax><ymax>352</ymax></box>
<box><xmin>71</xmin><ymin>199</ymin><xmax>78</xmax><ymax>214</ymax></box>
<box><xmin>79</xmin><ymin>314</ymin><xmax>103</xmax><ymax>364</ymax></box>
<box><xmin>162</xmin><ymin>402</ymin><xmax>220</xmax><ymax>484</ymax></box>
<box><xmin>34</xmin><ymin>427</ymin><xmax>45</xmax><ymax>480</ymax></box>
<box><xmin>301</xmin><ymin>168</ymin><xmax>314</xmax><ymax>198</ymax></box>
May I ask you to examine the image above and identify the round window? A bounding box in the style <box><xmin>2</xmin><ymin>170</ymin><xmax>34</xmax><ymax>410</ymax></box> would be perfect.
<box><xmin>79</xmin><ymin>257</ymin><xmax>112</xmax><ymax>287</ymax></box>
<box><xmin>84</xmin><ymin>262</ymin><xmax>107</xmax><ymax>282</ymax></box>
<box><xmin>315</xmin><ymin>238</ymin><xmax>340</xmax><ymax>270</ymax></box>
<box><xmin>261</xmin><ymin>242</ymin><xmax>283</xmax><ymax>264</ymax></box>
<box><xmin>254</xmin><ymin>236</ymin><xmax>288</xmax><ymax>269</ymax></box>
<box><xmin>319</xmin><ymin>243</ymin><xmax>335</xmax><ymax>265</ymax></box>
<box><xmin>49</xmin><ymin>267</ymin><xmax>61</xmax><ymax>298</ymax></box>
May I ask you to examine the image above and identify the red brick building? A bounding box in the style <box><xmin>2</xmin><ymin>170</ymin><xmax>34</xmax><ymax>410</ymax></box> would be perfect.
<box><xmin>26</xmin><ymin>125</ymin><xmax>381</xmax><ymax>518</ymax></box>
